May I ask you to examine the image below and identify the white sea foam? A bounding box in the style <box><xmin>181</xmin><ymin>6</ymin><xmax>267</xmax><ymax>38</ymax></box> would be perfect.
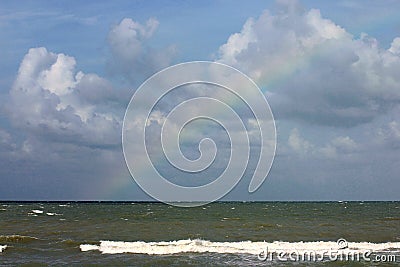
<box><xmin>46</xmin><ymin>212</ymin><xmax>62</xmax><ymax>216</ymax></box>
<box><xmin>0</xmin><ymin>245</ymin><xmax>6</xmax><ymax>252</ymax></box>
<box><xmin>31</xmin><ymin>210</ymin><xmax>43</xmax><ymax>214</ymax></box>
<box><xmin>80</xmin><ymin>240</ymin><xmax>400</xmax><ymax>255</ymax></box>
<box><xmin>80</xmin><ymin>244</ymin><xmax>100</xmax><ymax>251</ymax></box>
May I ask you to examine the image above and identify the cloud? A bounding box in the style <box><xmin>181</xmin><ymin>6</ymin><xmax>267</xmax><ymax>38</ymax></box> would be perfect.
<box><xmin>318</xmin><ymin>136</ymin><xmax>360</xmax><ymax>159</ymax></box>
<box><xmin>1</xmin><ymin>16</ymin><xmax>180</xmax><ymax>200</ymax></box>
<box><xmin>107</xmin><ymin>18</ymin><xmax>177</xmax><ymax>83</ymax></box>
<box><xmin>389</xmin><ymin>37</ymin><xmax>400</xmax><ymax>55</ymax></box>
<box><xmin>375</xmin><ymin>117</ymin><xmax>400</xmax><ymax>150</ymax></box>
<box><xmin>288</xmin><ymin>128</ymin><xmax>313</xmax><ymax>154</ymax></box>
<box><xmin>0</xmin><ymin>128</ymin><xmax>16</xmax><ymax>152</ymax></box>
<box><xmin>286</xmin><ymin>127</ymin><xmax>361</xmax><ymax>159</ymax></box>
<box><xmin>1</xmin><ymin>47</ymin><xmax>137</xmax><ymax>200</ymax></box>
<box><xmin>7</xmin><ymin>47</ymin><xmax>122</xmax><ymax>148</ymax></box>
<box><xmin>1</xmin><ymin>3</ymin><xmax>399</xmax><ymax>201</ymax></box>
<box><xmin>218</xmin><ymin>0</ymin><xmax>400</xmax><ymax>127</ymax></box>
<box><xmin>330</xmin><ymin>136</ymin><xmax>358</xmax><ymax>152</ymax></box>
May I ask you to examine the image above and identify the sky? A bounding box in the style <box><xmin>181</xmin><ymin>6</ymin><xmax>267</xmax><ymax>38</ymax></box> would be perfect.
<box><xmin>0</xmin><ymin>0</ymin><xmax>400</xmax><ymax>201</ymax></box>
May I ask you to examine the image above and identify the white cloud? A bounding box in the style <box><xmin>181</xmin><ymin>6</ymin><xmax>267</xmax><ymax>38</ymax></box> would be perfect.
<box><xmin>108</xmin><ymin>18</ymin><xmax>159</xmax><ymax>62</ymax></box>
<box><xmin>287</xmin><ymin>127</ymin><xmax>361</xmax><ymax>159</ymax></box>
<box><xmin>218</xmin><ymin>1</ymin><xmax>400</xmax><ymax>127</ymax></box>
<box><xmin>8</xmin><ymin>47</ymin><xmax>121</xmax><ymax>148</ymax></box>
<box><xmin>288</xmin><ymin>128</ymin><xmax>313</xmax><ymax>154</ymax></box>
<box><xmin>331</xmin><ymin>136</ymin><xmax>358</xmax><ymax>152</ymax></box>
<box><xmin>218</xmin><ymin>2</ymin><xmax>349</xmax><ymax>82</ymax></box>
<box><xmin>375</xmin><ymin>119</ymin><xmax>400</xmax><ymax>149</ymax></box>
<box><xmin>2</xmin><ymin>2</ymin><xmax>399</xmax><ymax>200</ymax></box>
<box><xmin>107</xmin><ymin>18</ymin><xmax>177</xmax><ymax>83</ymax></box>
<box><xmin>389</xmin><ymin>37</ymin><xmax>400</xmax><ymax>56</ymax></box>
<box><xmin>388</xmin><ymin>121</ymin><xmax>400</xmax><ymax>139</ymax></box>
<box><xmin>1</xmin><ymin>46</ymin><xmax>134</xmax><ymax>200</ymax></box>
<box><xmin>318</xmin><ymin>136</ymin><xmax>359</xmax><ymax>158</ymax></box>
<box><xmin>38</xmin><ymin>53</ymin><xmax>77</xmax><ymax>96</ymax></box>
<box><xmin>0</xmin><ymin>128</ymin><xmax>16</xmax><ymax>152</ymax></box>
<box><xmin>146</xmin><ymin>110</ymin><xmax>166</xmax><ymax>127</ymax></box>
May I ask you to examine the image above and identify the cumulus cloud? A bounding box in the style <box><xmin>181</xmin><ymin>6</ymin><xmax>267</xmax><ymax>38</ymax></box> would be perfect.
<box><xmin>1</xmin><ymin>47</ymin><xmax>137</xmax><ymax>200</ymax></box>
<box><xmin>8</xmin><ymin>47</ymin><xmax>122</xmax><ymax>148</ymax></box>
<box><xmin>288</xmin><ymin>128</ymin><xmax>313</xmax><ymax>154</ymax></box>
<box><xmin>331</xmin><ymin>136</ymin><xmax>358</xmax><ymax>152</ymax></box>
<box><xmin>375</xmin><ymin>117</ymin><xmax>400</xmax><ymax>150</ymax></box>
<box><xmin>318</xmin><ymin>136</ymin><xmax>360</xmax><ymax>159</ymax></box>
<box><xmin>389</xmin><ymin>37</ymin><xmax>400</xmax><ymax>55</ymax></box>
<box><xmin>218</xmin><ymin>0</ymin><xmax>400</xmax><ymax>127</ymax></box>
<box><xmin>2</xmin><ymin>3</ymin><xmax>399</xmax><ymax>200</ymax></box>
<box><xmin>1</xmin><ymin>15</ymin><xmax>181</xmax><ymax>199</ymax></box>
<box><xmin>107</xmin><ymin>18</ymin><xmax>177</xmax><ymax>83</ymax></box>
<box><xmin>286</xmin><ymin>127</ymin><xmax>362</xmax><ymax>159</ymax></box>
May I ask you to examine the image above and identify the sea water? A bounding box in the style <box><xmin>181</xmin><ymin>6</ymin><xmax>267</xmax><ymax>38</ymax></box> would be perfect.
<box><xmin>0</xmin><ymin>202</ymin><xmax>399</xmax><ymax>266</ymax></box>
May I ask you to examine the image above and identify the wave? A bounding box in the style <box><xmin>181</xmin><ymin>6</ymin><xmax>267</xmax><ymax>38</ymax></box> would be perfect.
<box><xmin>0</xmin><ymin>235</ymin><xmax>38</xmax><ymax>243</ymax></box>
<box><xmin>46</xmin><ymin>212</ymin><xmax>62</xmax><ymax>216</ymax></box>
<box><xmin>80</xmin><ymin>239</ymin><xmax>400</xmax><ymax>255</ymax></box>
<box><xmin>31</xmin><ymin>210</ymin><xmax>43</xmax><ymax>214</ymax></box>
<box><xmin>0</xmin><ymin>245</ymin><xmax>6</xmax><ymax>253</ymax></box>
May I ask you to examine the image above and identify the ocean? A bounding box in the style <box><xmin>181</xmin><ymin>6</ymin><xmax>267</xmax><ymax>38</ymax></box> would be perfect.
<box><xmin>0</xmin><ymin>202</ymin><xmax>399</xmax><ymax>266</ymax></box>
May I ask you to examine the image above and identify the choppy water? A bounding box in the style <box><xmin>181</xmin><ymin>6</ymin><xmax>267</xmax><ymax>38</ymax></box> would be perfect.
<box><xmin>0</xmin><ymin>202</ymin><xmax>399</xmax><ymax>266</ymax></box>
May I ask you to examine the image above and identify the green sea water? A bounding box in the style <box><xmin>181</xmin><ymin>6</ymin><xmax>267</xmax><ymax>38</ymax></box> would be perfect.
<box><xmin>0</xmin><ymin>202</ymin><xmax>399</xmax><ymax>266</ymax></box>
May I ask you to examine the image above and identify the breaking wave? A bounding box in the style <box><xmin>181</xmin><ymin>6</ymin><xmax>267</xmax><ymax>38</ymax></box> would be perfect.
<box><xmin>80</xmin><ymin>239</ymin><xmax>400</xmax><ymax>255</ymax></box>
<box><xmin>0</xmin><ymin>245</ymin><xmax>6</xmax><ymax>253</ymax></box>
<box><xmin>31</xmin><ymin>210</ymin><xmax>43</xmax><ymax>214</ymax></box>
